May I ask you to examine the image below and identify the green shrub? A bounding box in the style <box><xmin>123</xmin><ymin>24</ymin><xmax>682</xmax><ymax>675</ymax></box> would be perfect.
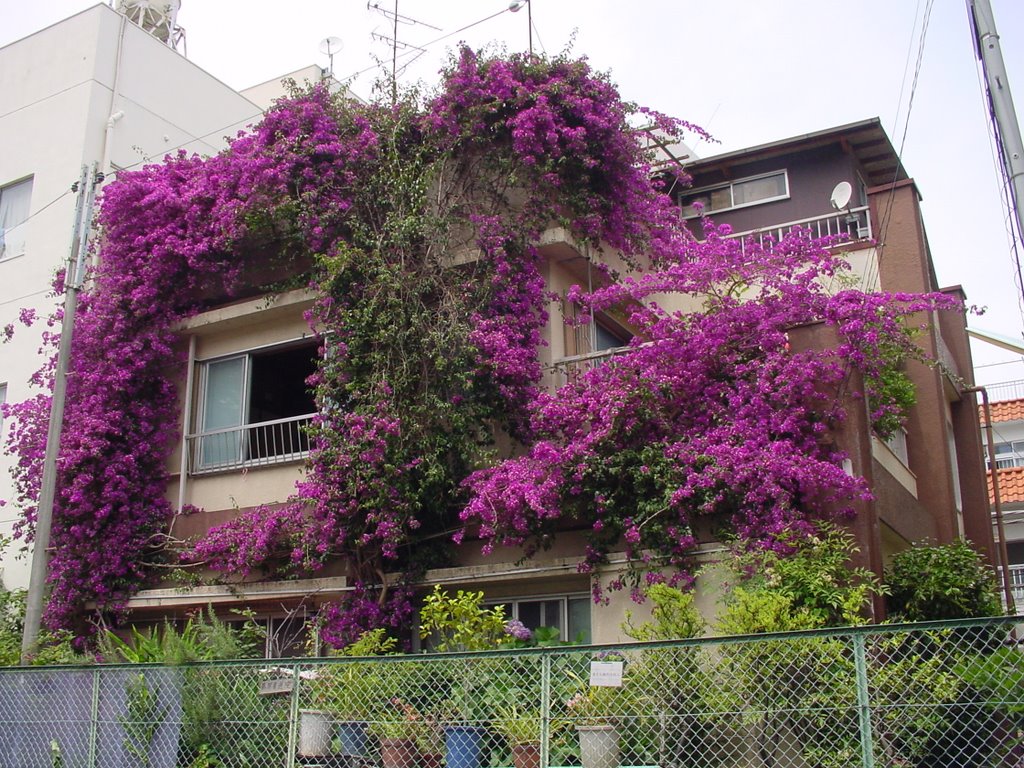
<box><xmin>885</xmin><ymin>539</ymin><xmax>1001</xmax><ymax>621</ymax></box>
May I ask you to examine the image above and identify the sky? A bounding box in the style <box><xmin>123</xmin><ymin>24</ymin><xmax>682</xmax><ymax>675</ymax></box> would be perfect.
<box><xmin>5</xmin><ymin>0</ymin><xmax>1024</xmax><ymax>388</ymax></box>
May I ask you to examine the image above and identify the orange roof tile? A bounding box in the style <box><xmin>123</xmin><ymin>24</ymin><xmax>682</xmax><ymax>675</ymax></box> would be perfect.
<box><xmin>988</xmin><ymin>466</ymin><xmax>1024</xmax><ymax>504</ymax></box>
<box><xmin>979</xmin><ymin>398</ymin><xmax>1024</xmax><ymax>425</ymax></box>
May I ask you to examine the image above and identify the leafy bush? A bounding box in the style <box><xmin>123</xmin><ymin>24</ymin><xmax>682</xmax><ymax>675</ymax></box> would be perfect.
<box><xmin>885</xmin><ymin>539</ymin><xmax>1001</xmax><ymax>621</ymax></box>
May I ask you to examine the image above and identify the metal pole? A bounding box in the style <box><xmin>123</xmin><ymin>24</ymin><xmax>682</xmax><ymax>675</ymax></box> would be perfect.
<box><xmin>527</xmin><ymin>0</ymin><xmax>533</xmax><ymax>56</ymax></box>
<box><xmin>285</xmin><ymin>664</ymin><xmax>301</xmax><ymax>768</ymax></box>
<box><xmin>539</xmin><ymin>654</ymin><xmax>550</xmax><ymax>768</ymax></box>
<box><xmin>20</xmin><ymin>165</ymin><xmax>95</xmax><ymax>663</ymax></box>
<box><xmin>968</xmin><ymin>0</ymin><xmax>1024</xmax><ymax>262</ymax></box>
<box><xmin>852</xmin><ymin>634</ymin><xmax>876</xmax><ymax>768</ymax></box>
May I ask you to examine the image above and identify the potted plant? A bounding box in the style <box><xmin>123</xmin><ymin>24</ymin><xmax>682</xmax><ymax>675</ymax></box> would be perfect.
<box><xmin>492</xmin><ymin>704</ymin><xmax>542</xmax><ymax>768</ymax></box>
<box><xmin>306</xmin><ymin>628</ymin><xmax>399</xmax><ymax>757</ymax></box>
<box><xmin>566</xmin><ymin>666</ymin><xmax>626</xmax><ymax>768</ymax></box>
<box><xmin>370</xmin><ymin>698</ymin><xmax>424</xmax><ymax>768</ymax></box>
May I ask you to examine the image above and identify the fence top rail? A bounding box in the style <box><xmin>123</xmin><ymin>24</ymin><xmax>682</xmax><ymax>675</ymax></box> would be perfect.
<box><xmin>3</xmin><ymin>614</ymin><xmax>1020</xmax><ymax>674</ymax></box>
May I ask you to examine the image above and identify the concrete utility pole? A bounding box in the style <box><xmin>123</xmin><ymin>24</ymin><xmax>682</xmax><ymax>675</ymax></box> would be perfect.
<box><xmin>968</xmin><ymin>0</ymin><xmax>1024</xmax><ymax>268</ymax></box>
<box><xmin>20</xmin><ymin>165</ymin><xmax>98</xmax><ymax>664</ymax></box>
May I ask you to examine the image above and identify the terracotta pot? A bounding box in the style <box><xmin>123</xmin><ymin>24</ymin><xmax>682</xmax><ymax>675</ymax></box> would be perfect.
<box><xmin>419</xmin><ymin>751</ymin><xmax>444</xmax><ymax>768</ymax></box>
<box><xmin>379</xmin><ymin>737</ymin><xmax>417</xmax><ymax>768</ymax></box>
<box><xmin>511</xmin><ymin>742</ymin><xmax>541</xmax><ymax>768</ymax></box>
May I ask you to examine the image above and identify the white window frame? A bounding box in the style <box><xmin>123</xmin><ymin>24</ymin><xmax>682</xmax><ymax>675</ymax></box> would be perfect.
<box><xmin>0</xmin><ymin>176</ymin><xmax>33</xmax><ymax>261</ymax></box>
<box><xmin>191</xmin><ymin>339</ymin><xmax>317</xmax><ymax>473</ymax></box>
<box><xmin>989</xmin><ymin>440</ymin><xmax>1024</xmax><ymax>470</ymax></box>
<box><xmin>487</xmin><ymin>593</ymin><xmax>592</xmax><ymax>644</ymax></box>
<box><xmin>680</xmin><ymin>169</ymin><xmax>789</xmax><ymax>219</ymax></box>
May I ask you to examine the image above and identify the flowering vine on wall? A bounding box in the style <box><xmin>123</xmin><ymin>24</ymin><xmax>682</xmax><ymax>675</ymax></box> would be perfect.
<box><xmin>3</xmin><ymin>48</ymin><xmax>957</xmax><ymax>643</ymax></box>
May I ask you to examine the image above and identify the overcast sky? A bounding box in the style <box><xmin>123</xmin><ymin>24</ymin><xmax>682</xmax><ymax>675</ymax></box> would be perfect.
<box><xmin>6</xmin><ymin>0</ymin><xmax>1024</xmax><ymax>387</ymax></box>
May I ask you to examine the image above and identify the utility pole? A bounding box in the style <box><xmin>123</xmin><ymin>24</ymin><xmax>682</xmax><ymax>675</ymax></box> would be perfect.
<box><xmin>20</xmin><ymin>165</ymin><xmax>98</xmax><ymax>663</ymax></box>
<box><xmin>968</xmin><ymin>0</ymin><xmax>1024</xmax><ymax>277</ymax></box>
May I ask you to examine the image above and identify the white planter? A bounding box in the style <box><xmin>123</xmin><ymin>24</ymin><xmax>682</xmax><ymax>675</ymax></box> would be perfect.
<box><xmin>577</xmin><ymin>724</ymin><xmax>619</xmax><ymax>768</ymax></box>
<box><xmin>298</xmin><ymin>708</ymin><xmax>334</xmax><ymax>756</ymax></box>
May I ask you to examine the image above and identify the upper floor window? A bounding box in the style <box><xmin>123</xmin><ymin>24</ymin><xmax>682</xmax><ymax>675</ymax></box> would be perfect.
<box><xmin>988</xmin><ymin>440</ymin><xmax>1024</xmax><ymax>470</ymax></box>
<box><xmin>190</xmin><ymin>341</ymin><xmax>318</xmax><ymax>473</ymax></box>
<box><xmin>490</xmin><ymin>594</ymin><xmax>592</xmax><ymax>644</ymax></box>
<box><xmin>0</xmin><ymin>177</ymin><xmax>33</xmax><ymax>260</ymax></box>
<box><xmin>680</xmin><ymin>170</ymin><xmax>788</xmax><ymax>219</ymax></box>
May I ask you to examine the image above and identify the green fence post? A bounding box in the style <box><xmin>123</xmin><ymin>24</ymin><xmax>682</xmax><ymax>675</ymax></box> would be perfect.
<box><xmin>852</xmin><ymin>633</ymin><xmax>875</xmax><ymax>768</ymax></box>
<box><xmin>540</xmin><ymin>654</ymin><xmax>551</xmax><ymax>768</ymax></box>
<box><xmin>286</xmin><ymin>664</ymin><xmax>301</xmax><ymax>768</ymax></box>
<box><xmin>87</xmin><ymin>668</ymin><xmax>100</xmax><ymax>768</ymax></box>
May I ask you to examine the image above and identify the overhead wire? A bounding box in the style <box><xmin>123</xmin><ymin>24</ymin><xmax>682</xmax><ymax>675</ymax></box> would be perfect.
<box><xmin>867</xmin><ymin>0</ymin><xmax>935</xmax><ymax>294</ymax></box>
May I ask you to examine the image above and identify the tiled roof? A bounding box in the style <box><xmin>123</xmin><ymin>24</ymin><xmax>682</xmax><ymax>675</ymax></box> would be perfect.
<box><xmin>988</xmin><ymin>466</ymin><xmax>1024</xmax><ymax>504</ymax></box>
<box><xmin>980</xmin><ymin>398</ymin><xmax>1024</xmax><ymax>425</ymax></box>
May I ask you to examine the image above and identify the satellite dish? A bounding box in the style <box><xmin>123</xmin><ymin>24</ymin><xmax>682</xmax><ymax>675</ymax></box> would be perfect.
<box><xmin>320</xmin><ymin>37</ymin><xmax>344</xmax><ymax>56</ymax></box>
<box><xmin>320</xmin><ymin>37</ymin><xmax>343</xmax><ymax>75</ymax></box>
<box><xmin>829</xmin><ymin>181</ymin><xmax>853</xmax><ymax>211</ymax></box>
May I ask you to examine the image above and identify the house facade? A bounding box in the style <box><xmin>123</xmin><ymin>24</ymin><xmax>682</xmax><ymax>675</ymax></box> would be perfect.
<box><xmin>111</xmin><ymin>117</ymin><xmax>995</xmax><ymax>655</ymax></box>
<box><xmin>676</xmin><ymin>119</ymin><xmax>994</xmax><ymax>599</ymax></box>
<box><xmin>0</xmin><ymin>4</ymin><xmax>348</xmax><ymax>595</ymax></box>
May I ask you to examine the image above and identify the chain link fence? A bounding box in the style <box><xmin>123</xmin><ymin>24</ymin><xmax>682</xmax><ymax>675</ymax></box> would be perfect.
<box><xmin>0</xmin><ymin>616</ymin><xmax>1021</xmax><ymax>768</ymax></box>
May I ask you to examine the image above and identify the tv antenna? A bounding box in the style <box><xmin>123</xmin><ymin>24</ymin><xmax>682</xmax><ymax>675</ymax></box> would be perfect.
<box><xmin>368</xmin><ymin>1</ymin><xmax>440</xmax><ymax>101</ymax></box>
<box><xmin>319</xmin><ymin>36</ymin><xmax>344</xmax><ymax>76</ymax></box>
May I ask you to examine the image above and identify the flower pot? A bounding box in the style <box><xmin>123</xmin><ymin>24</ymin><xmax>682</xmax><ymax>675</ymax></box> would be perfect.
<box><xmin>444</xmin><ymin>724</ymin><xmax>488</xmax><ymax>768</ymax></box>
<box><xmin>379</xmin><ymin>737</ymin><xmax>418</xmax><ymax>768</ymax></box>
<box><xmin>511</xmin><ymin>742</ymin><xmax>540</xmax><ymax>768</ymax></box>
<box><xmin>577</xmin><ymin>724</ymin><xmax>619</xmax><ymax>768</ymax></box>
<box><xmin>299</xmin><ymin>709</ymin><xmax>334</xmax><ymax>757</ymax></box>
<box><xmin>420</xmin><ymin>751</ymin><xmax>444</xmax><ymax>768</ymax></box>
<box><xmin>337</xmin><ymin>720</ymin><xmax>371</xmax><ymax>756</ymax></box>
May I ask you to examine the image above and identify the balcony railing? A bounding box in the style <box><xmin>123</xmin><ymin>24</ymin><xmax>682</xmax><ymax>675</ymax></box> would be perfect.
<box><xmin>984</xmin><ymin>379</ymin><xmax>1024</xmax><ymax>403</ymax></box>
<box><xmin>186</xmin><ymin>413</ymin><xmax>315</xmax><ymax>474</ymax></box>
<box><xmin>550</xmin><ymin>345</ymin><xmax>633</xmax><ymax>386</ymax></box>
<box><xmin>726</xmin><ymin>205</ymin><xmax>872</xmax><ymax>250</ymax></box>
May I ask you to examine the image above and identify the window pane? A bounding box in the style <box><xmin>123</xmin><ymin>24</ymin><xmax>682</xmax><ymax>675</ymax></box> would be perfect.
<box><xmin>541</xmin><ymin>599</ymin><xmax>562</xmax><ymax>632</ymax></box>
<box><xmin>517</xmin><ymin>601</ymin><xmax>542</xmax><ymax>630</ymax></box>
<box><xmin>733</xmin><ymin>173</ymin><xmax>785</xmax><ymax>205</ymax></box>
<box><xmin>568</xmin><ymin>598</ymin><xmax>591</xmax><ymax>644</ymax></box>
<box><xmin>0</xmin><ymin>177</ymin><xmax>33</xmax><ymax>258</ymax></box>
<box><xmin>200</xmin><ymin>356</ymin><xmax>246</xmax><ymax>466</ymax></box>
<box><xmin>708</xmin><ymin>186</ymin><xmax>732</xmax><ymax>211</ymax></box>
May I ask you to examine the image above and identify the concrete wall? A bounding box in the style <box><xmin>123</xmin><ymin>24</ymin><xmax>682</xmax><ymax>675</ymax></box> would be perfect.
<box><xmin>0</xmin><ymin>4</ymin><xmax>262</xmax><ymax>590</ymax></box>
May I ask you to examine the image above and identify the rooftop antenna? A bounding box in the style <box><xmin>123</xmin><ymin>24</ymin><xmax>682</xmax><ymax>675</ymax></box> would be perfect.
<box><xmin>509</xmin><ymin>0</ymin><xmax>533</xmax><ymax>56</ymax></box>
<box><xmin>368</xmin><ymin>0</ymin><xmax>439</xmax><ymax>102</ymax></box>
<box><xmin>319</xmin><ymin>36</ymin><xmax>344</xmax><ymax>76</ymax></box>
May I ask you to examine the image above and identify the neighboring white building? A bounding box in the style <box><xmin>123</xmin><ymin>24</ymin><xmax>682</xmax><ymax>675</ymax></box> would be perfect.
<box><xmin>0</xmin><ymin>3</ymin><xmax>273</xmax><ymax>591</ymax></box>
<box><xmin>978</xmin><ymin>380</ymin><xmax>1024</xmax><ymax>608</ymax></box>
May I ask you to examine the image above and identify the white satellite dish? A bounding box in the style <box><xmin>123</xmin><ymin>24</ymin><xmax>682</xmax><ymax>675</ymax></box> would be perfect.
<box><xmin>320</xmin><ymin>37</ymin><xmax>344</xmax><ymax>75</ymax></box>
<box><xmin>320</xmin><ymin>37</ymin><xmax>344</xmax><ymax>56</ymax></box>
<box><xmin>829</xmin><ymin>181</ymin><xmax>853</xmax><ymax>211</ymax></box>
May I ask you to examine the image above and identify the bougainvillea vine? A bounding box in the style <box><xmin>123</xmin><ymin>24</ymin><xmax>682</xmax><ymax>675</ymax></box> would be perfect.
<box><xmin>2</xmin><ymin>48</ymin><xmax>959</xmax><ymax>644</ymax></box>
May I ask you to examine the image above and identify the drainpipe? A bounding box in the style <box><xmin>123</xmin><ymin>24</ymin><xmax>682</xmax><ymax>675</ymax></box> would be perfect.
<box><xmin>966</xmin><ymin>385</ymin><xmax>1017</xmax><ymax>614</ymax></box>
<box><xmin>91</xmin><ymin>12</ymin><xmax>128</xmax><ymax>270</ymax></box>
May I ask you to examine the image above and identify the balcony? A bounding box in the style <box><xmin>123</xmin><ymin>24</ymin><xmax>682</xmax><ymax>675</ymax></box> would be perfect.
<box><xmin>725</xmin><ymin>206</ymin><xmax>872</xmax><ymax>251</ymax></box>
<box><xmin>550</xmin><ymin>345</ymin><xmax>633</xmax><ymax>387</ymax></box>
<box><xmin>186</xmin><ymin>413</ymin><xmax>315</xmax><ymax>474</ymax></box>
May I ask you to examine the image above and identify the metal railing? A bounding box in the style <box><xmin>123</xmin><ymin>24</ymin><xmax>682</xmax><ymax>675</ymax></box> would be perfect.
<box><xmin>985</xmin><ymin>379</ymin><xmax>1024</xmax><ymax>403</ymax></box>
<box><xmin>726</xmin><ymin>205</ymin><xmax>873</xmax><ymax>251</ymax></box>
<box><xmin>1</xmin><ymin>616</ymin><xmax>1021</xmax><ymax>768</ymax></box>
<box><xmin>550</xmin><ymin>346</ymin><xmax>633</xmax><ymax>387</ymax></box>
<box><xmin>186</xmin><ymin>413</ymin><xmax>315</xmax><ymax>474</ymax></box>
